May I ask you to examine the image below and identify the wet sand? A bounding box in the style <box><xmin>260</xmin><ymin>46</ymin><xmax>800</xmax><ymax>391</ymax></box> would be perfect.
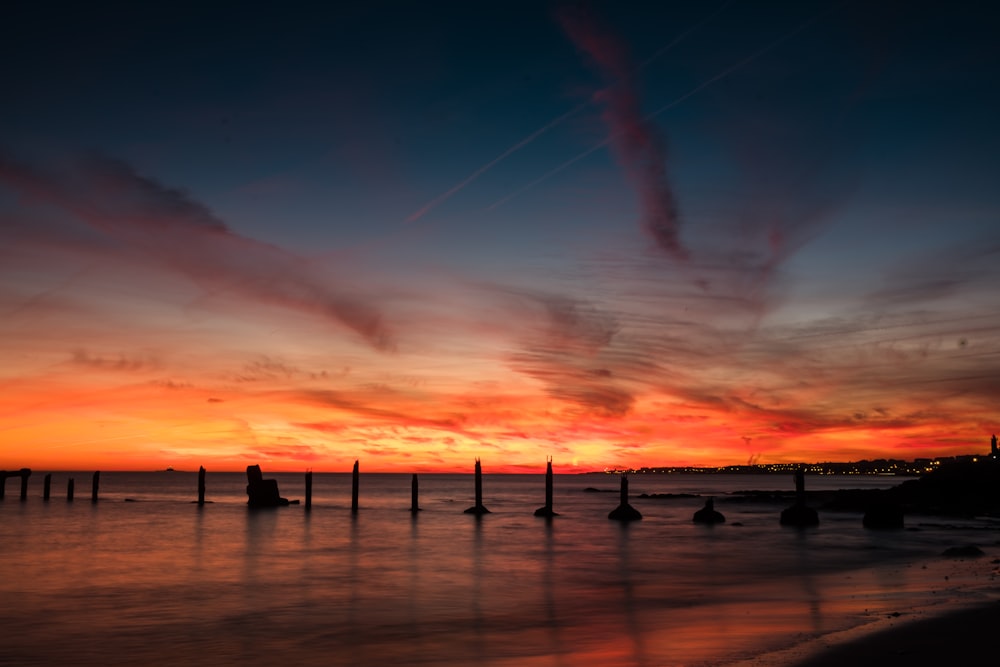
<box><xmin>789</xmin><ymin>599</ymin><xmax>1000</xmax><ymax>666</ymax></box>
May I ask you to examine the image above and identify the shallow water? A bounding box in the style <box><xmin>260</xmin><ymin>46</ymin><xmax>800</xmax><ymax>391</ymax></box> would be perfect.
<box><xmin>1</xmin><ymin>472</ymin><xmax>997</xmax><ymax>666</ymax></box>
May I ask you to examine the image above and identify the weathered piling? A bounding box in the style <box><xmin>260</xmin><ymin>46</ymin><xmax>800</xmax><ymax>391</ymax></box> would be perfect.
<box><xmin>19</xmin><ymin>469</ymin><xmax>31</xmax><ymax>500</ymax></box>
<box><xmin>91</xmin><ymin>471</ymin><xmax>100</xmax><ymax>503</ymax></box>
<box><xmin>410</xmin><ymin>473</ymin><xmax>420</xmax><ymax>513</ymax></box>
<box><xmin>67</xmin><ymin>478</ymin><xmax>75</xmax><ymax>501</ymax></box>
<box><xmin>779</xmin><ymin>465</ymin><xmax>819</xmax><ymax>527</ymax></box>
<box><xmin>693</xmin><ymin>497</ymin><xmax>725</xmax><ymax>524</ymax></box>
<box><xmin>608</xmin><ymin>474</ymin><xmax>642</xmax><ymax>522</ymax></box>
<box><xmin>43</xmin><ymin>473</ymin><xmax>52</xmax><ymax>501</ymax></box>
<box><xmin>534</xmin><ymin>458</ymin><xmax>558</xmax><ymax>517</ymax></box>
<box><xmin>197</xmin><ymin>466</ymin><xmax>206</xmax><ymax>506</ymax></box>
<box><xmin>0</xmin><ymin>472</ymin><xmax>4</xmax><ymax>500</ymax></box>
<box><xmin>304</xmin><ymin>470</ymin><xmax>312</xmax><ymax>511</ymax></box>
<box><xmin>463</xmin><ymin>458</ymin><xmax>490</xmax><ymax>515</ymax></box>
<box><xmin>351</xmin><ymin>460</ymin><xmax>359</xmax><ymax>514</ymax></box>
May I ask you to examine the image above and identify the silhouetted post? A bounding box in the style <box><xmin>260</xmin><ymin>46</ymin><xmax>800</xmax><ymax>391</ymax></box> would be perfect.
<box><xmin>351</xmin><ymin>460</ymin><xmax>359</xmax><ymax>514</ymax></box>
<box><xmin>534</xmin><ymin>457</ymin><xmax>558</xmax><ymax>517</ymax></box>
<box><xmin>19</xmin><ymin>469</ymin><xmax>31</xmax><ymax>500</ymax></box>
<box><xmin>91</xmin><ymin>471</ymin><xmax>100</xmax><ymax>503</ymax></box>
<box><xmin>410</xmin><ymin>473</ymin><xmax>420</xmax><ymax>513</ymax></box>
<box><xmin>305</xmin><ymin>471</ymin><xmax>312</xmax><ymax>511</ymax></box>
<box><xmin>43</xmin><ymin>473</ymin><xmax>52</xmax><ymax>501</ymax></box>
<box><xmin>608</xmin><ymin>474</ymin><xmax>642</xmax><ymax>522</ymax></box>
<box><xmin>464</xmin><ymin>458</ymin><xmax>490</xmax><ymax>515</ymax></box>
<box><xmin>780</xmin><ymin>465</ymin><xmax>819</xmax><ymax>527</ymax></box>
<box><xmin>67</xmin><ymin>478</ymin><xmax>75</xmax><ymax>502</ymax></box>
<box><xmin>197</xmin><ymin>466</ymin><xmax>206</xmax><ymax>505</ymax></box>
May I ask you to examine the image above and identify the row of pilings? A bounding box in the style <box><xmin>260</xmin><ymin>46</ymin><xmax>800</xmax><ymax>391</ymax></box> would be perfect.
<box><xmin>1</xmin><ymin>460</ymin><xmax>576</xmax><ymax>517</ymax></box>
<box><xmin>2</xmin><ymin>462</ymin><xmax>830</xmax><ymax>525</ymax></box>
<box><xmin>0</xmin><ymin>469</ymin><xmax>101</xmax><ymax>502</ymax></box>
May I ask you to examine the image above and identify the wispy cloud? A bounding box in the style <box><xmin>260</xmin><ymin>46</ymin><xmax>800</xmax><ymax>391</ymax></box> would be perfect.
<box><xmin>558</xmin><ymin>6</ymin><xmax>685</xmax><ymax>259</ymax></box>
<box><xmin>0</xmin><ymin>152</ymin><xmax>395</xmax><ymax>351</ymax></box>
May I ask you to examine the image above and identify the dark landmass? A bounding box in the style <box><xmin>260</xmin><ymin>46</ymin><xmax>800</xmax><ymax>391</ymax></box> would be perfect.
<box><xmin>612</xmin><ymin>453</ymin><xmax>989</xmax><ymax>477</ymax></box>
<box><xmin>729</xmin><ymin>460</ymin><xmax>1000</xmax><ymax>518</ymax></box>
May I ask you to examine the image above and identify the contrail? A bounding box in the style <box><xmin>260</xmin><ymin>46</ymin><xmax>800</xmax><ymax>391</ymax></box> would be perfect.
<box><xmin>402</xmin><ymin>1</ymin><xmax>731</xmax><ymax>225</ymax></box>
<box><xmin>487</xmin><ymin>5</ymin><xmax>835</xmax><ymax>212</ymax></box>
<box><xmin>403</xmin><ymin>101</ymin><xmax>589</xmax><ymax>224</ymax></box>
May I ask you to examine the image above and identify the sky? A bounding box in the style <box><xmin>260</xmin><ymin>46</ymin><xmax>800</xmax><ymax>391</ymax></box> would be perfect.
<box><xmin>2</xmin><ymin>0</ymin><xmax>999</xmax><ymax>472</ymax></box>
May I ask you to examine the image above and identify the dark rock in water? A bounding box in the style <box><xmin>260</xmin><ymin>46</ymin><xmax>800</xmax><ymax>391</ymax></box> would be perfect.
<box><xmin>863</xmin><ymin>501</ymin><xmax>904</xmax><ymax>529</ymax></box>
<box><xmin>463</xmin><ymin>503</ymin><xmax>490</xmax><ymax>515</ymax></box>
<box><xmin>942</xmin><ymin>545</ymin><xmax>985</xmax><ymax>558</ymax></box>
<box><xmin>534</xmin><ymin>506</ymin><xmax>558</xmax><ymax>517</ymax></box>
<box><xmin>608</xmin><ymin>503</ymin><xmax>642</xmax><ymax>522</ymax></box>
<box><xmin>246</xmin><ymin>464</ymin><xmax>290</xmax><ymax>507</ymax></box>
<box><xmin>780</xmin><ymin>504</ymin><xmax>819</xmax><ymax>527</ymax></box>
<box><xmin>693</xmin><ymin>498</ymin><xmax>725</xmax><ymax>524</ymax></box>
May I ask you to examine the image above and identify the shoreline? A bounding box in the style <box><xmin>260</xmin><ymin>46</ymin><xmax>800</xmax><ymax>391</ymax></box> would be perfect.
<box><xmin>730</xmin><ymin>565</ymin><xmax>1000</xmax><ymax>666</ymax></box>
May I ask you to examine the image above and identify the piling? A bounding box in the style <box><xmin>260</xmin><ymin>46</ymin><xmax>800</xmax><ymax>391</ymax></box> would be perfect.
<box><xmin>779</xmin><ymin>465</ymin><xmax>819</xmax><ymax>526</ymax></box>
<box><xmin>410</xmin><ymin>473</ymin><xmax>420</xmax><ymax>513</ymax></box>
<box><xmin>67</xmin><ymin>478</ymin><xmax>75</xmax><ymax>502</ymax></box>
<box><xmin>197</xmin><ymin>466</ymin><xmax>206</xmax><ymax>506</ymax></box>
<box><xmin>463</xmin><ymin>458</ymin><xmax>490</xmax><ymax>515</ymax></box>
<box><xmin>0</xmin><ymin>472</ymin><xmax>4</xmax><ymax>500</ymax></box>
<box><xmin>91</xmin><ymin>471</ymin><xmax>100</xmax><ymax>503</ymax></box>
<box><xmin>305</xmin><ymin>470</ymin><xmax>312</xmax><ymax>511</ymax></box>
<box><xmin>43</xmin><ymin>473</ymin><xmax>52</xmax><ymax>501</ymax></box>
<box><xmin>19</xmin><ymin>469</ymin><xmax>31</xmax><ymax>501</ymax></box>
<box><xmin>534</xmin><ymin>457</ymin><xmax>558</xmax><ymax>517</ymax></box>
<box><xmin>608</xmin><ymin>474</ymin><xmax>642</xmax><ymax>522</ymax></box>
<box><xmin>351</xmin><ymin>460</ymin><xmax>359</xmax><ymax>514</ymax></box>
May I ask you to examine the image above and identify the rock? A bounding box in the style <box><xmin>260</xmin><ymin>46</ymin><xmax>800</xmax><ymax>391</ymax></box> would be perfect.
<box><xmin>608</xmin><ymin>503</ymin><xmax>643</xmax><ymax>522</ymax></box>
<box><xmin>863</xmin><ymin>501</ymin><xmax>904</xmax><ymax>529</ymax></box>
<box><xmin>246</xmin><ymin>464</ymin><xmax>290</xmax><ymax>507</ymax></box>
<box><xmin>692</xmin><ymin>498</ymin><xmax>725</xmax><ymax>524</ymax></box>
<box><xmin>780</xmin><ymin>504</ymin><xmax>819</xmax><ymax>527</ymax></box>
<box><xmin>942</xmin><ymin>545</ymin><xmax>985</xmax><ymax>558</ymax></box>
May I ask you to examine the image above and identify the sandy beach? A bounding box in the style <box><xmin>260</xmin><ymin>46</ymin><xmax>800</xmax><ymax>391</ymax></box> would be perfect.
<box><xmin>789</xmin><ymin>599</ymin><xmax>1000</xmax><ymax>666</ymax></box>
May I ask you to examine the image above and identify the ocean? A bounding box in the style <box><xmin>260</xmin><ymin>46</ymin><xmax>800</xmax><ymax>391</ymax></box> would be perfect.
<box><xmin>1</xmin><ymin>471</ymin><xmax>997</xmax><ymax>666</ymax></box>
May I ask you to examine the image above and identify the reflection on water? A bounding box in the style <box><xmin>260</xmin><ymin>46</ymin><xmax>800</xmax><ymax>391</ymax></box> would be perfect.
<box><xmin>1</xmin><ymin>473</ymin><xmax>996</xmax><ymax>666</ymax></box>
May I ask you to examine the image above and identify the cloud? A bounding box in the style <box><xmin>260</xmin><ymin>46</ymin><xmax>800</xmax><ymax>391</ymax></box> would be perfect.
<box><xmin>0</xmin><ymin>152</ymin><xmax>395</xmax><ymax>351</ymax></box>
<box><xmin>558</xmin><ymin>6</ymin><xmax>685</xmax><ymax>259</ymax></box>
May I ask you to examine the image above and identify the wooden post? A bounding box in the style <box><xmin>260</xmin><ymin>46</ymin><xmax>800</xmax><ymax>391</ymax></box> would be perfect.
<box><xmin>91</xmin><ymin>470</ymin><xmax>100</xmax><ymax>503</ymax></box>
<box><xmin>43</xmin><ymin>473</ymin><xmax>52</xmax><ymax>501</ymax></box>
<box><xmin>608</xmin><ymin>473</ymin><xmax>642</xmax><ymax>522</ymax></box>
<box><xmin>197</xmin><ymin>466</ymin><xmax>206</xmax><ymax>506</ymax></box>
<box><xmin>304</xmin><ymin>470</ymin><xmax>312</xmax><ymax>511</ymax></box>
<box><xmin>351</xmin><ymin>460</ymin><xmax>359</xmax><ymax>514</ymax></box>
<box><xmin>463</xmin><ymin>458</ymin><xmax>490</xmax><ymax>515</ymax></box>
<box><xmin>475</xmin><ymin>458</ymin><xmax>482</xmax><ymax>507</ymax></box>
<box><xmin>410</xmin><ymin>473</ymin><xmax>420</xmax><ymax>513</ymax></box>
<box><xmin>67</xmin><ymin>478</ymin><xmax>75</xmax><ymax>502</ymax></box>
<box><xmin>534</xmin><ymin>457</ymin><xmax>557</xmax><ymax>517</ymax></box>
<box><xmin>0</xmin><ymin>472</ymin><xmax>5</xmax><ymax>500</ymax></box>
<box><xmin>19</xmin><ymin>469</ymin><xmax>30</xmax><ymax>500</ymax></box>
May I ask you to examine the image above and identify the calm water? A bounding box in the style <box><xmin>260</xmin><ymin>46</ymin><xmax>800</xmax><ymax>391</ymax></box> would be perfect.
<box><xmin>1</xmin><ymin>472</ymin><xmax>997</xmax><ymax>666</ymax></box>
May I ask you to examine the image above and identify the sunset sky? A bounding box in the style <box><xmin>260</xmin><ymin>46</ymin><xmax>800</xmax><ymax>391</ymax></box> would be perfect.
<box><xmin>2</xmin><ymin>1</ymin><xmax>998</xmax><ymax>472</ymax></box>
